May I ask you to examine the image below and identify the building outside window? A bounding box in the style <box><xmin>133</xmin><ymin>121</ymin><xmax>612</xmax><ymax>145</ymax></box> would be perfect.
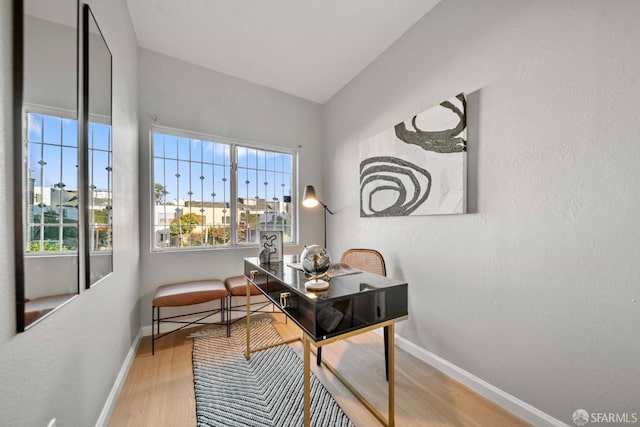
<box><xmin>152</xmin><ymin>128</ymin><xmax>296</xmax><ymax>250</ymax></box>
<box><xmin>26</xmin><ymin>110</ymin><xmax>112</xmax><ymax>254</ymax></box>
<box><xmin>88</xmin><ymin>121</ymin><xmax>113</xmax><ymax>252</ymax></box>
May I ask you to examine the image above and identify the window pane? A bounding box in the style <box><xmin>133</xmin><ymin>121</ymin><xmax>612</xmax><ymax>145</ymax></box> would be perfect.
<box><xmin>153</xmin><ymin>158</ymin><xmax>167</xmax><ymax>205</ymax></box>
<box><xmin>177</xmin><ymin>160</ymin><xmax>190</xmax><ymax>201</ymax></box>
<box><xmin>62</xmin><ymin>147</ymin><xmax>78</xmax><ymax>192</ymax></box>
<box><xmin>91</xmin><ymin>150</ymin><xmax>110</xmax><ymax>190</ymax></box>
<box><xmin>237</xmin><ymin>168</ymin><xmax>247</xmax><ymax>200</ymax></box>
<box><xmin>274</xmin><ymin>153</ymin><xmax>284</xmax><ymax>172</ymax></box>
<box><xmin>237</xmin><ymin>146</ymin><xmax>246</xmax><ymax>168</ymax></box>
<box><xmin>89</xmin><ymin>225</ymin><xmax>105</xmax><ymax>250</ymax></box>
<box><xmin>28</xmin><ymin>142</ymin><xmax>42</xmax><ymax>186</ymax></box>
<box><xmin>43</xmin><ymin>225</ymin><xmax>61</xmax><ymax>246</ymax></box>
<box><xmin>257</xmin><ymin>170</ymin><xmax>267</xmax><ymax>200</ymax></box>
<box><xmin>213</xmin><ymin>164</ymin><xmax>228</xmax><ymax>203</ymax></box>
<box><xmin>43</xmin><ymin>115</ymin><xmax>62</xmax><ymax>145</ymax></box>
<box><xmin>202</xmin><ymin>164</ymin><xmax>213</xmax><ymax>202</ymax></box>
<box><xmin>62</xmin><ymin>205</ymin><xmax>78</xmax><ymax>224</ymax></box>
<box><xmin>191</xmin><ymin>139</ymin><xmax>202</xmax><ymax>163</ymax></box>
<box><xmin>27</xmin><ymin>225</ymin><xmax>41</xmax><ymax>252</ymax></box>
<box><xmin>63</xmin><ymin>119</ymin><xmax>78</xmax><ymax>147</ymax></box>
<box><xmin>163</xmin><ymin>160</ymin><xmax>178</xmax><ymax>204</ymax></box>
<box><xmin>177</xmin><ymin>137</ymin><xmax>190</xmax><ymax>160</ymax></box>
<box><xmin>190</xmin><ymin>168</ymin><xmax>203</xmax><ymax>201</ymax></box>
<box><xmin>283</xmin><ymin>154</ymin><xmax>292</xmax><ymax>174</ymax></box>
<box><xmin>26</xmin><ymin>112</ymin><xmax>84</xmax><ymax>253</ymax></box>
<box><xmin>91</xmin><ymin>123</ymin><xmax>110</xmax><ymax>151</ymax></box>
<box><xmin>42</xmin><ymin>145</ymin><xmax>61</xmax><ymax>188</ymax></box>
<box><xmin>202</xmin><ymin>141</ymin><xmax>214</xmax><ymax>164</ymax></box>
<box><xmin>266</xmin><ymin>151</ymin><xmax>275</xmax><ymax>171</ymax></box>
<box><xmin>236</xmin><ymin>148</ymin><xmax>293</xmax><ymax>244</ymax></box>
<box><xmin>247</xmin><ymin>148</ymin><xmax>257</xmax><ymax>170</ymax></box>
<box><xmin>62</xmin><ymin>226</ymin><xmax>79</xmax><ymax>250</ymax></box>
<box><xmin>151</xmin><ymin>130</ymin><xmax>294</xmax><ymax>249</ymax></box>
<box><xmin>154</xmin><ymin>135</ymin><xmax>164</xmax><ymax>158</ymax></box>
<box><xmin>164</xmin><ymin>134</ymin><xmax>178</xmax><ymax>159</ymax></box>
<box><xmin>28</xmin><ymin>113</ymin><xmax>43</xmax><ymax>142</ymax></box>
<box><xmin>222</xmin><ymin>144</ymin><xmax>230</xmax><ymax>166</ymax></box>
<box><xmin>257</xmin><ymin>149</ymin><xmax>266</xmax><ymax>170</ymax></box>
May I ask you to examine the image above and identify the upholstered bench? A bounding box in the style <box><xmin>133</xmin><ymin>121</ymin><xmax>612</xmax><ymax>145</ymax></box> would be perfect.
<box><xmin>152</xmin><ymin>279</ymin><xmax>229</xmax><ymax>355</ymax></box>
<box><xmin>224</xmin><ymin>275</ymin><xmax>280</xmax><ymax>327</ymax></box>
<box><xmin>224</xmin><ymin>275</ymin><xmax>262</xmax><ymax>297</ymax></box>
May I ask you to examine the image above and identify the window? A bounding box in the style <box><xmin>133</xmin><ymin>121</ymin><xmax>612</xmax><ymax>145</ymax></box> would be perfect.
<box><xmin>27</xmin><ymin>112</ymin><xmax>78</xmax><ymax>253</ymax></box>
<box><xmin>88</xmin><ymin>122</ymin><xmax>113</xmax><ymax>252</ymax></box>
<box><xmin>152</xmin><ymin>128</ymin><xmax>296</xmax><ymax>250</ymax></box>
<box><xmin>26</xmin><ymin>110</ymin><xmax>112</xmax><ymax>254</ymax></box>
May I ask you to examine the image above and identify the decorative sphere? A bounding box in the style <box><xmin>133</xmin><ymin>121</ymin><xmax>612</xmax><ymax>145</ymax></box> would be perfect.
<box><xmin>300</xmin><ymin>245</ymin><xmax>331</xmax><ymax>277</ymax></box>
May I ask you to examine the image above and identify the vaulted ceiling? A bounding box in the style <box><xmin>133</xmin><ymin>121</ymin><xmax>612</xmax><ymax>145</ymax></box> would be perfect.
<box><xmin>126</xmin><ymin>0</ymin><xmax>441</xmax><ymax>103</ymax></box>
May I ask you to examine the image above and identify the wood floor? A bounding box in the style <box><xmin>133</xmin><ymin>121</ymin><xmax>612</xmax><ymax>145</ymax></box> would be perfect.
<box><xmin>109</xmin><ymin>314</ymin><xmax>530</xmax><ymax>427</ymax></box>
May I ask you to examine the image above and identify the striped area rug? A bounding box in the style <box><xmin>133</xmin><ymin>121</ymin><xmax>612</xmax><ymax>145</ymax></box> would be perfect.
<box><xmin>191</xmin><ymin>319</ymin><xmax>354</xmax><ymax>427</ymax></box>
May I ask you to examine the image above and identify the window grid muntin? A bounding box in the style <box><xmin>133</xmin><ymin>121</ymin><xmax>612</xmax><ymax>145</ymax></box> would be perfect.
<box><xmin>88</xmin><ymin>122</ymin><xmax>113</xmax><ymax>251</ymax></box>
<box><xmin>26</xmin><ymin>112</ymin><xmax>80</xmax><ymax>253</ymax></box>
<box><xmin>25</xmin><ymin>109</ymin><xmax>112</xmax><ymax>254</ymax></box>
<box><xmin>236</xmin><ymin>148</ymin><xmax>293</xmax><ymax>245</ymax></box>
<box><xmin>151</xmin><ymin>128</ymin><xmax>295</xmax><ymax>251</ymax></box>
<box><xmin>153</xmin><ymin>132</ymin><xmax>231</xmax><ymax>249</ymax></box>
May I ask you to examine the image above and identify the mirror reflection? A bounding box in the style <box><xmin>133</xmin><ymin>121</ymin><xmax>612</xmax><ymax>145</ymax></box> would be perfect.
<box><xmin>84</xmin><ymin>4</ymin><xmax>113</xmax><ymax>287</ymax></box>
<box><xmin>21</xmin><ymin>0</ymin><xmax>79</xmax><ymax>329</ymax></box>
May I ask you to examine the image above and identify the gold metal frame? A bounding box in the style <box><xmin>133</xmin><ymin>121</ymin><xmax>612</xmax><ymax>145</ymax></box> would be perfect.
<box><xmin>244</xmin><ymin>273</ymin><xmax>403</xmax><ymax>427</ymax></box>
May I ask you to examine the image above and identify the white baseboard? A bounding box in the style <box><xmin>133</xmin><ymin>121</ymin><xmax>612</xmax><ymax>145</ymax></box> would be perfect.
<box><xmin>141</xmin><ymin>324</ymin><xmax>153</xmax><ymax>337</ymax></box>
<box><xmin>95</xmin><ymin>329</ymin><xmax>143</xmax><ymax>427</ymax></box>
<box><xmin>390</xmin><ymin>331</ymin><xmax>569</xmax><ymax>427</ymax></box>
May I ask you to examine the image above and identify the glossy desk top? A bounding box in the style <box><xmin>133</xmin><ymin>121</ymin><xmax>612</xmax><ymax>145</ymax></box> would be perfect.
<box><xmin>245</xmin><ymin>255</ymin><xmax>407</xmax><ymax>303</ymax></box>
<box><xmin>245</xmin><ymin>255</ymin><xmax>408</xmax><ymax>341</ymax></box>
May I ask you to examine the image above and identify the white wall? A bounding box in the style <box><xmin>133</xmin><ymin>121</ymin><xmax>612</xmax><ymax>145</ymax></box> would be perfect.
<box><xmin>138</xmin><ymin>48</ymin><xmax>325</xmax><ymax>328</ymax></box>
<box><xmin>0</xmin><ymin>0</ymin><xmax>140</xmax><ymax>426</ymax></box>
<box><xmin>324</xmin><ymin>0</ymin><xmax>640</xmax><ymax>424</ymax></box>
<box><xmin>25</xmin><ymin>255</ymin><xmax>77</xmax><ymax>298</ymax></box>
<box><xmin>24</xmin><ymin>15</ymin><xmax>76</xmax><ymax>110</ymax></box>
<box><xmin>0</xmin><ymin>0</ymin><xmax>16</xmax><ymax>344</ymax></box>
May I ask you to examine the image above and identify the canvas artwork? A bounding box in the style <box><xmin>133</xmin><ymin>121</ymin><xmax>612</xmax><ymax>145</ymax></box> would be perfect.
<box><xmin>259</xmin><ymin>230</ymin><xmax>283</xmax><ymax>264</ymax></box>
<box><xmin>360</xmin><ymin>93</ymin><xmax>467</xmax><ymax>217</ymax></box>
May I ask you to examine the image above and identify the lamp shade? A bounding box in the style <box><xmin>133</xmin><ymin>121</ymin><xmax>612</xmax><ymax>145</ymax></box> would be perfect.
<box><xmin>302</xmin><ymin>185</ymin><xmax>319</xmax><ymax>208</ymax></box>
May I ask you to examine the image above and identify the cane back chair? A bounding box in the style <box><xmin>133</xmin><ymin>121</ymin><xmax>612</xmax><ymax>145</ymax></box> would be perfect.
<box><xmin>317</xmin><ymin>249</ymin><xmax>390</xmax><ymax>381</ymax></box>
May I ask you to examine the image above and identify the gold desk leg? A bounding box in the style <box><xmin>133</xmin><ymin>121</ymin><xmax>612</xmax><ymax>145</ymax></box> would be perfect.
<box><xmin>303</xmin><ymin>335</ymin><xmax>311</xmax><ymax>427</ymax></box>
<box><xmin>245</xmin><ymin>277</ymin><xmax>251</xmax><ymax>360</ymax></box>
<box><xmin>388</xmin><ymin>322</ymin><xmax>395</xmax><ymax>427</ymax></box>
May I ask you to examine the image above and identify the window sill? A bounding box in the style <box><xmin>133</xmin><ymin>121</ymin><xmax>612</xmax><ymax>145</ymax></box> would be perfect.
<box><xmin>150</xmin><ymin>241</ymin><xmax>298</xmax><ymax>254</ymax></box>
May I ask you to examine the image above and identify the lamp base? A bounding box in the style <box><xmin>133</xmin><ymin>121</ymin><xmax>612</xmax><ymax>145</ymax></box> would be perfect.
<box><xmin>305</xmin><ymin>279</ymin><xmax>329</xmax><ymax>291</ymax></box>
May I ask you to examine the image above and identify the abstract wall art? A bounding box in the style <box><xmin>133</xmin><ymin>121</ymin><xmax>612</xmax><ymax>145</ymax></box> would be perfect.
<box><xmin>360</xmin><ymin>93</ymin><xmax>467</xmax><ymax>217</ymax></box>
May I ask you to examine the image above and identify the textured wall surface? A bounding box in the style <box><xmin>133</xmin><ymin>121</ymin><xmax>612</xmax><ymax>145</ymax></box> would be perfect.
<box><xmin>323</xmin><ymin>0</ymin><xmax>640</xmax><ymax>424</ymax></box>
<box><xmin>0</xmin><ymin>0</ymin><xmax>17</xmax><ymax>345</ymax></box>
<box><xmin>0</xmin><ymin>0</ymin><xmax>140</xmax><ymax>425</ymax></box>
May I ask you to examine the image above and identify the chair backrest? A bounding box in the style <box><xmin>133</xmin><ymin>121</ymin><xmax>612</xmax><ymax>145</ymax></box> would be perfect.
<box><xmin>340</xmin><ymin>249</ymin><xmax>386</xmax><ymax>277</ymax></box>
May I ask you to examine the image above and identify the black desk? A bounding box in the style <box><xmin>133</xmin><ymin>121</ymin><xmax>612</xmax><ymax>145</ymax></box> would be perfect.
<box><xmin>244</xmin><ymin>255</ymin><xmax>408</xmax><ymax>427</ymax></box>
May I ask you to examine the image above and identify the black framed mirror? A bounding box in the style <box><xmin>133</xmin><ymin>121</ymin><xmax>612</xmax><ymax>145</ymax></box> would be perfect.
<box><xmin>16</xmin><ymin>0</ymin><xmax>80</xmax><ymax>331</ymax></box>
<box><xmin>83</xmin><ymin>4</ymin><xmax>113</xmax><ymax>288</ymax></box>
